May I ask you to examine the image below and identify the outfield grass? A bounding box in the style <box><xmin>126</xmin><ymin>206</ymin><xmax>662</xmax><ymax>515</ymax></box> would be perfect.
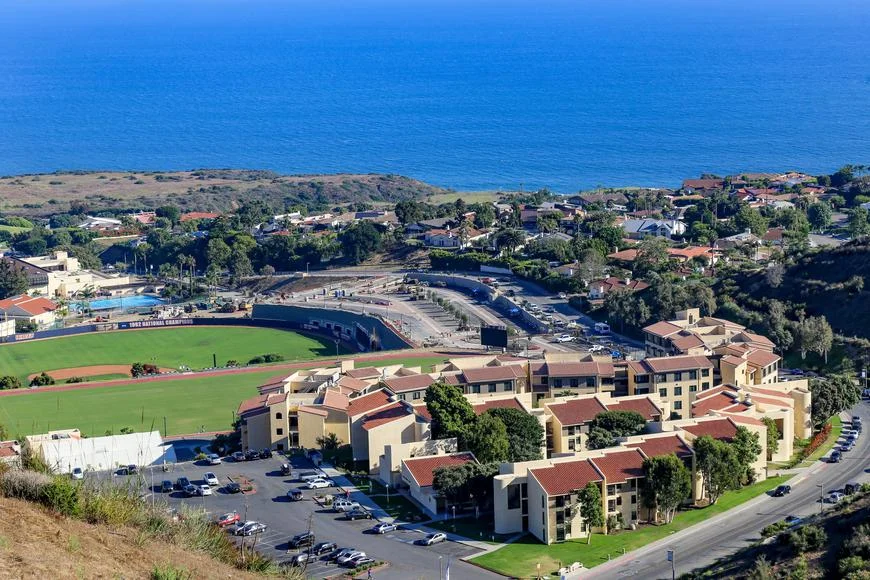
<box><xmin>472</xmin><ymin>475</ymin><xmax>787</xmax><ymax>578</ymax></box>
<box><xmin>0</xmin><ymin>327</ymin><xmax>343</xmax><ymax>381</ymax></box>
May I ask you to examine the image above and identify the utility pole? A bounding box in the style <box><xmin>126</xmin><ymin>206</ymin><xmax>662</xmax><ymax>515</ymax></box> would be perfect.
<box><xmin>817</xmin><ymin>483</ymin><xmax>824</xmax><ymax>515</ymax></box>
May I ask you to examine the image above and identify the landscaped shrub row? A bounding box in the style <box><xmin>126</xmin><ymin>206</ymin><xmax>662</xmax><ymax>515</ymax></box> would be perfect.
<box><xmin>801</xmin><ymin>422</ymin><xmax>832</xmax><ymax>458</ymax></box>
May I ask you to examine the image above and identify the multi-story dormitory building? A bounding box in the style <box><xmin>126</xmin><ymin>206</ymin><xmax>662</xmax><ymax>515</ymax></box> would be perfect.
<box><xmin>235</xmin><ymin>317</ymin><xmax>810</xmax><ymax>531</ymax></box>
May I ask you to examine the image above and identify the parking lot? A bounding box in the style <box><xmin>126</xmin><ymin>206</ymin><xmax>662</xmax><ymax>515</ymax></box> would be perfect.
<box><xmin>142</xmin><ymin>454</ymin><xmax>500</xmax><ymax>579</ymax></box>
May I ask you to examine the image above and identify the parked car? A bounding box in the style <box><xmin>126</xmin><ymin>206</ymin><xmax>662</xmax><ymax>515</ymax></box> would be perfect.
<box><xmin>259</xmin><ymin>448</ymin><xmax>273</xmax><ymax>459</ymax></box>
<box><xmin>70</xmin><ymin>467</ymin><xmax>84</xmax><ymax>480</ymax></box>
<box><xmin>161</xmin><ymin>480</ymin><xmax>173</xmax><ymax>493</ymax></box>
<box><xmin>206</xmin><ymin>453</ymin><xmax>222</xmax><ymax>465</ymax></box>
<box><xmin>327</xmin><ymin>547</ymin><xmax>357</xmax><ymax>562</ymax></box>
<box><xmin>225</xmin><ymin>482</ymin><xmax>242</xmax><ymax>494</ymax></box>
<box><xmin>183</xmin><ymin>484</ymin><xmax>198</xmax><ymax>497</ymax></box>
<box><xmin>333</xmin><ymin>500</ymin><xmax>361</xmax><ymax>512</ymax></box>
<box><xmin>370</xmin><ymin>522</ymin><xmax>397</xmax><ymax>534</ymax></box>
<box><xmin>236</xmin><ymin>522</ymin><xmax>267</xmax><ymax>536</ymax></box>
<box><xmin>344</xmin><ymin>554</ymin><xmax>373</xmax><ymax>568</ymax></box>
<box><xmin>232</xmin><ymin>451</ymin><xmax>245</xmax><ymax>462</ymax></box>
<box><xmin>785</xmin><ymin>515</ymin><xmax>803</xmax><ymax>527</ymax></box>
<box><xmin>555</xmin><ymin>334</ymin><xmax>574</xmax><ymax>343</ymax></box>
<box><xmin>286</xmin><ymin>552</ymin><xmax>316</xmax><ymax>567</ymax></box>
<box><xmin>346</xmin><ymin>508</ymin><xmax>372</xmax><ymax>520</ymax></box>
<box><xmin>204</xmin><ymin>472</ymin><xmax>219</xmax><ymax>486</ymax></box>
<box><xmin>287</xmin><ymin>489</ymin><xmax>304</xmax><ymax>501</ymax></box>
<box><xmin>288</xmin><ymin>531</ymin><xmax>315</xmax><ymax>548</ymax></box>
<box><xmin>312</xmin><ymin>541</ymin><xmax>337</xmax><ymax>556</ymax></box>
<box><xmin>772</xmin><ymin>485</ymin><xmax>791</xmax><ymax>497</ymax></box>
<box><xmin>307</xmin><ymin>478</ymin><xmax>335</xmax><ymax>489</ymax></box>
<box><xmin>830</xmin><ymin>450</ymin><xmax>842</xmax><ymax>463</ymax></box>
<box><xmin>280</xmin><ymin>463</ymin><xmax>292</xmax><ymax>476</ymax></box>
<box><xmin>217</xmin><ymin>512</ymin><xmax>240</xmax><ymax>527</ymax></box>
<box><xmin>558</xmin><ymin>292</ymin><xmax>568</xmax><ymax>299</ymax></box>
<box><xmin>245</xmin><ymin>450</ymin><xmax>260</xmax><ymax>461</ymax></box>
<box><xmin>826</xmin><ymin>492</ymin><xmax>844</xmax><ymax>504</ymax></box>
<box><xmin>175</xmin><ymin>477</ymin><xmax>191</xmax><ymax>490</ymax></box>
<box><xmin>298</xmin><ymin>471</ymin><xmax>321</xmax><ymax>482</ymax></box>
<box><xmin>840</xmin><ymin>442</ymin><xmax>854</xmax><ymax>452</ymax></box>
<box><xmin>196</xmin><ymin>484</ymin><xmax>212</xmax><ymax>496</ymax></box>
<box><xmin>416</xmin><ymin>532</ymin><xmax>447</xmax><ymax>546</ymax></box>
<box><xmin>336</xmin><ymin>551</ymin><xmax>366</xmax><ymax>565</ymax></box>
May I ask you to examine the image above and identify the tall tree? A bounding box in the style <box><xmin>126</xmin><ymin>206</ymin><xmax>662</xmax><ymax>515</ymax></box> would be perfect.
<box><xmin>586</xmin><ymin>410</ymin><xmax>646</xmax><ymax>449</ymax></box>
<box><xmin>641</xmin><ymin>454</ymin><xmax>692</xmax><ymax>523</ymax></box>
<box><xmin>807</xmin><ymin>202</ymin><xmax>832</xmax><ymax>233</ymax></box>
<box><xmin>424</xmin><ymin>382</ymin><xmax>476</xmax><ymax>441</ymax></box>
<box><xmin>465</xmin><ymin>413</ymin><xmax>509</xmax><ymax>463</ymax></box>
<box><xmin>634</xmin><ymin>237</ymin><xmax>671</xmax><ymax>277</ymax></box>
<box><xmin>762</xmin><ymin>417</ymin><xmax>780</xmax><ymax>460</ymax></box>
<box><xmin>732</xmin><ymin>426</ymin><xmax>762</xmax><ymax>484</ymax></box>
<box><xmin>493</xmin><ymin>228</ymin><xmax>525</xmax><ymax>254</ymax></box>
<box><xmin>339</xmin><ymin>221</ymin><xmax>382</xmax><ymax>264</ymax></box>
<box><xmin>0</xmin><ymin>259</ymin><xmax>30</xmax><ymax>299</ymax></box>
<box><xmin>795</xmin><ymin>315</ymin><xmax>833</xmax><ymax>362</ymax></box>
<box><xmin>693</xmin><ymin>435</ymin><xmax>740</xmax><ymax>505</ymax></box>
<box><xmin>733</xmin><ymin>204</ymin><xmax>769</xmax><ymax>236</ymax></box>
<box><xmin>848</xmin><ymin>207</ymin><xmax>870</xmax><ymax>238</ymax></box>
<box><xmin>810</xmin><ymin>375</ymin><xmax>861</xmax><ymax>428</ymax></box>
<box><xmin>485</xmin><ymin>408</ymin><xmax>544</xmax><ymax>462</ymax></box>
<box><xmin>206</xmin><ymin>238</ymin><xmax>232</xmax><ymax>269</ymax></box>
<box><xmin>578</xmin><ymin>482</ymin><xmax>605</xmax><ymax>544</ymax></box>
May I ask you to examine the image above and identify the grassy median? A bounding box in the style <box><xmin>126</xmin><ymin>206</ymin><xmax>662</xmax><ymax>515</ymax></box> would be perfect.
<box><xmin>472</xmin><ymin>475</ymin><xmax>787</xmax><ymax>578</ymax></box>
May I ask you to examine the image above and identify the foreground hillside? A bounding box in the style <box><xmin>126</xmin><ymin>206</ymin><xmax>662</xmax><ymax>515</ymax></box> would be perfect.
<box><xmin>0</xmin><ymin>496</ymin><xmax>259</xmax><ymax>579</ymax></box>
<box><xmin>0</xmin><ymin>170</ymin><xmax>448</xmax><ymax>216</ymax></box>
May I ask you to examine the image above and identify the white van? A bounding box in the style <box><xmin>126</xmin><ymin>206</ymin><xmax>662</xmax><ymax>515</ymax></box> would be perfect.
<box><xmin>594</xmin><ymin>322</ymin><xmax>611</xmax><ymax>334</ymax></box>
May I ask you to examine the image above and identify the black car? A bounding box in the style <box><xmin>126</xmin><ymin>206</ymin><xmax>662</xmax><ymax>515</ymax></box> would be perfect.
<box><xmin>175</xmin><ymin>476</ymin><xmax>191</xmax><ymax>490</ymax></box>
<box><xmin>288</xmin><ymin>531</ymin><xmax>315</xmax><ymax>549</ymax></box>
<box><xmin>225</xmin><ymin>482</ymin><xmax>242</xmax><ymax>494</ymax></box>
<box><xmin>161</xmin><ymin>480</ymin><xmax>173</xmax><ymax>493</ymax></box>
<box><xmin>245</xmin><ymin>450</ymin><xmax>260</xmax><ymax>461</ymax></box>
<box><xmin>772</xmin><ymin>485</ymin><xmax>791</xmax><ymax>497</ymax></box>
<box><xmin>259</xmin><ymin>448</ymin><xmax>273</xmax><ymax>459</ymax></box>
<box><xmin>346</xmin><ymin>508</ymin><xmax>373</xmax><ymax>521</ymax></box>
<box><xmin>830</xmin><ymin>450</ymin><xmax>842</xmax><ymax>463</ymax></box>
<box><xmin>312</xmin><ymin>541</ymin><xmax>337</xmax><ymax>556</ymax></box>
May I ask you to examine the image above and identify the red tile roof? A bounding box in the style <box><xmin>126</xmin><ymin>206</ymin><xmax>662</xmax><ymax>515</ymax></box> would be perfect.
<box><xmin>347</xmin><ymin>389</ymin><xmax>394</xmax><ymax>417</ymax></box>
<box><xmin>746</xmin><ymin>350</ymin><xmax>781</xmax><ymax>368</ymax></box>
<box><xmin>606</xmin><ymin>397</ymin><xmax>663</xmax><ymax>421</ymax></box>
<box><xmin>0</xmin><ymin>295</ymin><xmax>58</xmax><ymax>316</ymax></box>
<box><xmin>321</xmin><ymin>390</ymin><xmax>349</xmax><ymax>411</ymax></box>
<box><xmin>362</xmin><ymin>402</ymin><xmax>412</xmax><ymax>431</ymax></box>
<box><xmin>642</xmin><ymin>355</ymin><xmax>713</xmax><ymax>373</ymax></box>
<box><xmin>403</xmin><ymin>452</ymin><xmax>476</xmax><ymax>487</ymax></box>
<box><xmin>643</xmin><ymin>321</ymin><xmax>683</xmax><ymax>338</ymax></box>
<box><xmin>682</xmin><ymin>418</ymin><xmax>739</xmax><ymax>442</ymax></box>
<box><xmin>589</xmin><ymin>449</ymin><xmax>646</xmax><ymax>483</ymax></box>
<box><xmin>381</xmin><ymin>373</ymin><xmax>437</xmax><ymax>393</ymax></box>
<box><xmin>547</xmin><ymin>397</ymin><xmax>609</xmax><ymax>426</ymax></box>
<box><xmin>180</xmin><ymin>212</ymin><xmax>220</xmax><ymax>222</ymax></box>
<box><xmin>461</xmin><ymin>365</ymin><xmax>526</xmax><ymax>383</ymax></box>
<box><xmin>345</xmin><ymin>367</ymin><xmax>382</xmax><ymax>379</ymax></box>
<box><xmin>543</xmin><ymin>361</ymin><xmax>615</xmax><ymax>378</ymax></box>
<box><xmin>530</xmin><ymin>459</ymin><xmax>603</xmax><ymax>496</ymax></box>
<box><xmin>297</xmin><ymin>406</ymin><xmax>328</xmax><ymax>417</ymax></box>
<box><xmin>336</xmin><ymin>376</ymin><xmax>370</xmax><ymax>392</ymax></box>
<box><xmin>691</xmin><ymin>392</ymin><xmax>738</xmax><ymax>417</ymax></box>
<box><xmin>627</xmin><ymin>434</ymin><xmax>693</xmax><ymax>459</ymax></box>
<box><xmin>472</xmin><ymin>397</ymin><xmax>525</xmax><ymax>415</ymax></box>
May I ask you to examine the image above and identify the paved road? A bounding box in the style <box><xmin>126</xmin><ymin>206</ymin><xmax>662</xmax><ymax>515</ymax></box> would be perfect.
<box><xmin>150</xmin><ymin>455</ymin><xmax>503</xmax><ymax>580</ymax></box>
<box><xmin>584</xmin><ymin>403</ymin><xmax>870</xmax><ymax>578</ymax></box>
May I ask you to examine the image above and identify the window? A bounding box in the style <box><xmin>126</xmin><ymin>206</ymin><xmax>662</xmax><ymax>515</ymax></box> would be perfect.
<box><xmin>607</xmin><ymin>485</ymin><xmax>616</xmax><ymax>496</ymax></box>
<box><xmin>276</xmin><ymin>428</ymin><xmax>284</xmax><ymax>435</ymax></box>
<box><xmin>655</xmin><ymin>374</ymin><xmax>667</xmax><ymax>382</ymax></box>
<box><xmin>631</xmin><ymin>511</ymin><xmax>637</xmax><ymax>521</ymax></box>
<box><xmin>488</xmin><ymin>383</ymin><xmax>497</xmax><ymax>393</ymax></box>
<box><xmin>507</xmin><ymin>484</ymin><xmax>522</xmax><ymax>509</ymax></box>
<box><xmin>276</xmin><ymin>443</ymin><xmax>284</xmax><ymax>451</ymax></box>
<box><xmin>608</xmin><ymin>500</ymin><xmax>616</xmax><ymax>513</ymax></box>
<box><xmin>702</xmin><ymin>382</ymin><xmax>711</xmax><ymax>390</ymax></box>
<box><xmin>275</xmin><ymin>412</ymin><xmax>283</xmax><ymax>420</ymax></box>
<box><xmin>674</xmin><ymin>386</ymin><xmax>683</xmax><ymax>396</ymax></box>
<box><xmin>673</xmin><ymin>401</ymin><xmax>683</xmax><ymax>410</ymax></box>
<box><xmin>689</xmin><ymin>385</ymin><xmax>697</xmax><ymax>393</ymax></box>
<box><xmin>568</xmin><ymin>439</ymin><xmax>575</xmax><ymax>451</ymax></box>
<box><xmin>554</xmin><ymin>378</ymin><xmax>563</xmax><ymax>388</ymax></box>
<box><xmin>504</xmin><ymin>381</ymin><xmax>512</xmax><ymax>390</ymax></box>
<box><xmin>659</xmin><ymin>388</ymin><xmax>667</xmax><ymax>398</ymax></box>
<box><xmin>471</xmin><ymin>385</ymin><xmax>481</xmax><ymax>394</ymax></box>
<box><xmin>542</xmin><ymin>376</ymin><xmax>549</xmax><ymax>385</ymax></box>
<box><xmin>689</xmin><ymin>370</ymin><xmax>698</xmax><ymax>380</ymax></box>
<box><xmin>398</xmin><ymin>394</ymin><xmax>406</xmax><ymax>401</ymax></box>
<box><xmin>616</xmin><ymin>496</ymin><xmax>622</xmax><ymax>506</ymax></box>
<box><xmin>701</xmin><ymin>368</ymin><xmax>710</xmax><ymax>377</ymax></box>
<box><xmin>413</xmin><ymin>391</ymin><xmax>421</xmax><ymax>400</ymax></box>
<box><xmin>635</xmin><ymin>374</ymin><xmax>650</xmax><ymax>384</ymax></box>
<box><xmin>631</xmin><ymin>494</ymin><xmax>637</xmax><ymax>504</ymax></box>
<box><xmin>673</xmin><ymin>372</ymin><xmax>683</xmax><ymax>381</ymax></box>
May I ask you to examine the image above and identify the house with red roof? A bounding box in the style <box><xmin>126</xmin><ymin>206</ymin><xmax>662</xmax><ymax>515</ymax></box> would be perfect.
<box><xmin>0</xmin><ymin>294</ymin><xmax>58</xmax><ymax>329</ymax></box>
<box><xmin>400</xmin><ymin>452</ymin><xmax>478</xmax><ymax>516</ymax></box>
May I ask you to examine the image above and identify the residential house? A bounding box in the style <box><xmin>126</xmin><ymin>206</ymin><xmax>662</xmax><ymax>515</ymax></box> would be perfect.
<box><xmin>0</xmin><ymin>440</ymin><xmax>21</xmax><ymax>467</ymax></box>
<box><xmin>619</xmin><ymin>219</ymin><xmax>687</xmax><ymax>240</ymax></box>
<box><xmin>681</xmin><ymin>179</ymin><xmax>725</xmax><ymax>194</ymax></box>
<box><xmin>587</xmin><ymin>277</ymin><xmax>649</xmax><ymax>300</ymax></box>
<box><xmin>423</xmin><ymin>227</ymin><xmax>489</xmax><ymax>249</ymax></box>
<box><xmin>0</xmin><ymin>294</ymin><xmax>59</xmax><ymax>329</ymax></box>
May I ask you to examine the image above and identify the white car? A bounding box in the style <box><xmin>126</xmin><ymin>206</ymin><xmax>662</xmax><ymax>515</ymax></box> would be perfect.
<box><xmin>197</xmin><ymin>484</ymin><xmax>213</xmax><ymax>496</ymax></box>
<box><xmin>204</xmin><ymin>472</ymin><xmax>219</xmax><ymax>486</ymax></box>
<box><xmin>417</xmin><ymin>532</ymin><xmax>447</xmax><ymax>546</ymax></box>
<box><xmin>206</xmin><ymin>454</ymin><xmax>222</xmax><ymax>465</ymax></box>
<box><xmin>336</xmin><ymin>551</ymin><xmax>366</xmax><ymax>565</ymax></box>
<box><xmin>70</xmin><ymin>467</ymin><xmax>84</xmax><ymax>480</ymax></box>
<box><xmin>555</xmin><ymin>334</ymin><xmax>574</xmax><ymax>343</ymax></box>
<box><xmin>826</xmin><ymin>492</ymin><xmax>844</xmax><ymax>504</ymax></box>
<box><xmin>558</xmin><ymin>292</ymin><xmax>567</xmax><ymax>299</ymax></box>
<box><xmin>588</xmin><ymin>345</ymin><xmax>605</xmax><ymax>353</ymax></box>
<box><xmin>333</xmin><ymin>500</ymin><xmax>361</xmax><ymax>512</ymax></box>
<box><xmin>307</xmin><ymin>478</ymin><xmax>335</xmax><ymax>489</ymax></box>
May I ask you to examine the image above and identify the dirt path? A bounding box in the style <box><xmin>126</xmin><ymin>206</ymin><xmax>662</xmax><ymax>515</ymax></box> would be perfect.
<box><xmin>0</xmin><ymin>349</ymin><xmax>478</xmax><ymax>398</ymax></box>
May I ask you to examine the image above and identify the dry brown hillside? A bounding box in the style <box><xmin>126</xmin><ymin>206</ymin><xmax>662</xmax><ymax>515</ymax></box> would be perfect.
<box><xmin>0</xmin><ymin>497</ymin><xmax>259</xmax><ymax>580</ymax></box>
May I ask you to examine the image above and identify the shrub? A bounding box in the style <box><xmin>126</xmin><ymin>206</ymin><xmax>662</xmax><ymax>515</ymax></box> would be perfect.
<box><xmin>839</xmin><ymin>557</ymin><xmax>868</xmax><ymax>577</ymax></box>
<box><xmin>761</xmin><ymin>520</ymin><xmax>790</xmax><ymax>537</ymax></box>
<box><xmin>784</xmin><ymin>524</ymin><xmax>827</xmax><ymax>554</ymax></box>
<box><xmin>247</xmin><ymin>353</ymin><xmax>284</xmax><ymax>365</ymax></box>
<box><xmin>151</xmin><ymin>564</ymin><xmax>192</xmax><ymax>580</ymax></box>
<box><xmin>0</xmin><ymin>376</ymin><xmax>22</xmax><ymax>390</ymax></box>
<box><xmin>42</xmin><ymin>477</ymin><xmax>82</xmax><ymax>517</ymax></box>
<box><xmin>29</xmin><ymin>372</ymin><xmax>56</xmax><ymax>387</ymax></box>
<box><xmin>65</xmin><ymin>377</ymin><xmax>84</xmax><ymax>384</ymax></box>
<box><xmin>801</xmin><ymin>423</ymin><xmax>832</xmax><ymax>459</ymax></box>
<box><xmin>0</xmin><ymin>470</ymin><xmax>53</xmax><ymax>501</ymax></box>
<box><xmin>225</xmin><ymin>360</ymin><xmax>239</xmax><ymax>367</ymax></box>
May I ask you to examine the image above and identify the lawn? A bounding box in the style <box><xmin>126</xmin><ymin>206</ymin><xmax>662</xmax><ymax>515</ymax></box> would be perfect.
<box><xmin>366</xmin><ymin>493</ymin><xmax>427</xmax><ymax>522</ymax></box>
<box><xmin>472</xmin><ymin>476</ymin><xmax>787</xmax><ymax>578</ymax></box>
<box><xmin>426</xmin><ymin>515</ymin><xmax>509</xmax><ymax>544</ymax></box>
<box><xmin>0</xmin><ymin>327</ymin><xmax>342</xmax><ymax>381</ymax></box>
<box><xmin>0</xmin><ymin>369</ymin><xmax>288</xmax><ymax>437</ymax></box>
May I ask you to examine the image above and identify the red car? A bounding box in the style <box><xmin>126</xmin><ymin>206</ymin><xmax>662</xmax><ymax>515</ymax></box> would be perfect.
<box><xmin>217</xmin><ymin>511</ymin><xmax>240</xmax><ymax>527</ymax></box>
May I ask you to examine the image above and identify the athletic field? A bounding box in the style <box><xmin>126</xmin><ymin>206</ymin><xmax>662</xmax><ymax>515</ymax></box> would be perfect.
<box><xmin>0</xmin><ymin>355</ymin><xmax>448</xmax><ymax>437</ymax></box>
<box><xmin>0</xmin><ymin>326</ymin><xmax>343</xmax><ymax>382</ymax></box>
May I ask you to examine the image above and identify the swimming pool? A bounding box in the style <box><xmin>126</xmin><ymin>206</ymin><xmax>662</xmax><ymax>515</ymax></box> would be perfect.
<box><xmin>73</xmin><ymin>295</ymin><xmax>166</xmax><ymax>311</ymax></box>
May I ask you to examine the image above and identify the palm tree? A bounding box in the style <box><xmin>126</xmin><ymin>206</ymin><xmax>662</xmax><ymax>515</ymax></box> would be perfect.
<box><xmin>495</xmin><ymin>228</ymin><xmax>525</xmax><ymax>255</ymax></box>
<box><xmin>77</xmin><ymin>285</ymin><xmax>96</xmax><ymax>320</ymax></box>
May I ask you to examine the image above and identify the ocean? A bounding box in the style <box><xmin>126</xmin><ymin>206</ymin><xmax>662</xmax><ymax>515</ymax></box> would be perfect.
<box><xmin>0</xmin><ymin>0</ymin><xmax>868</xmax><ymax>192</ymax></box>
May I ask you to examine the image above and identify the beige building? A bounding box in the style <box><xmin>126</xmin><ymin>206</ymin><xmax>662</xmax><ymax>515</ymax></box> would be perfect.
<box><xmin>401</xmin><ymin>452</ymin><xmax>478</xmax><ymax>516</ymax></box>
<box><xmin>627</xmin><ymin>355</ymin><xmax>715</xmax><ymax>420</ymax></box>
<box><xmin>17</xmin><ymin>251</ymin><xmax>131</xmax><ymax>298</ymax></box>
<box><xmin>643</xmin><ymin>308</ymin><xmax>775</xmax><ymax>358</ymax></box>
<box><xmin>530</xmin><ymin>353</ymin><xmax>615</xmax><ymax>404</ymax></box>
<box><xmin>378</xmin><ymin>438</ymin><xmax>459</xmax><ymax>487</ymax></box>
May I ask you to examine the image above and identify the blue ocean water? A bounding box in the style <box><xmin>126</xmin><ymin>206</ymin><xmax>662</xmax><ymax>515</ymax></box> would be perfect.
<box><xmin>0</xmin><ymin>0</ymin><xmax>868</xmax><ymax>192</ymax></box>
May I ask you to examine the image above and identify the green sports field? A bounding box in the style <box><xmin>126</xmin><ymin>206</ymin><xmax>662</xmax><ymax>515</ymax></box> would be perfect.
<box><xmin>0</xmin><ymin>326</ymin><xmax>343</xmax><ymax>381</ymax></box>
<box><xmin>0</xmin><ymin>355</ymin><xmax>448</xmax><ymax>437</ymax></box>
